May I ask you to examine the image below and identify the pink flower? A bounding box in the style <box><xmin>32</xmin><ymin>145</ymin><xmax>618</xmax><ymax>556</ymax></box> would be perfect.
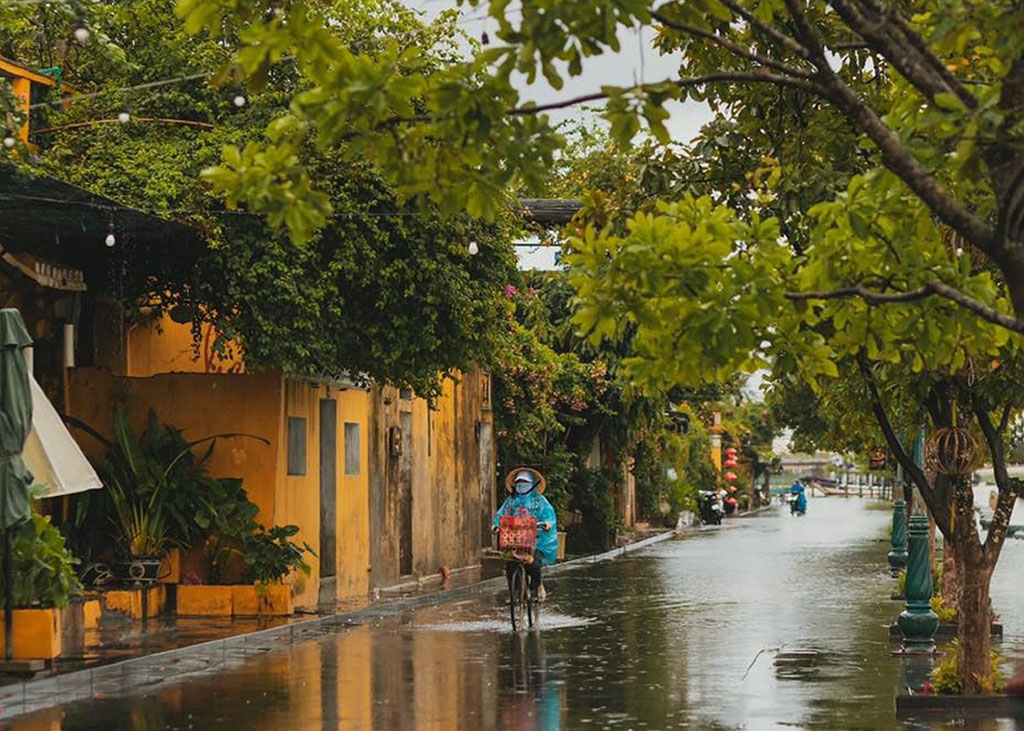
<box><xmin>504</xmin><ymin>285</ymin><xmax>518</xmax><ymax>298</ymax></box>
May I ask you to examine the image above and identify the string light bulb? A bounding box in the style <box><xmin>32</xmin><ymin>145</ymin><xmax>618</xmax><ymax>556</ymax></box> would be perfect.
<box><xmin>468</xmin><ymin>240</ymin><xmax>479</xmax><ymax>256</ymax></box>
<box><xmin>72</xmin><ymin>21</ymin><xmax>90</xmax><ymax>44</ymax></box>
<box><xmin>117</xmin><ymin>108</ymin><xmax>131</xmax><ymax>124</ymax></box>
<box><xmin>105</xmin><ymin>221</ymin><xmax>116</xmax><ymax>248</ymax></box>
<box><xmin>233</xmin><ymin>94</ymin><xmax>247</xmax><ymax>108</ymax></box>
<box><xmin>2</xmin><ymin>132</ymin><xmax>15</xmax><ymax>149</ymax></box>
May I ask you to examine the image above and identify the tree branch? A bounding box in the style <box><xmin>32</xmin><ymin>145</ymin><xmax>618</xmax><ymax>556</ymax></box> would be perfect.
<box><xmin>974</xmin><ymin>403</ymin><xmax>1019</xmax><ymax>560</ymax></box>
<box><xmin>651</xmin><ymin>11</ymin><xmax>815</xmax><ymax>79</ymax></box>
<box><xmin>856</xmin><ymin>354</ymin><xmax>948</xmax><ymax>530</ymax></box>
<box><xmin>820</xmin><ymin>76</ymin><xmax>999</xmax><ymax>256</ymax></box>
<box><xmin>717</xmin><ymin>0</ymin><xmax>811</xmax><ymax>59</ymax></box>
<box><xmin>829</xmin><ymin>0</ymin><xmax>976</xmax><ymax>108</ymax></box>
<box><xmin>784</xmin><ymin>280</ymin><xmax>1024</xmax><ymax>334</ymax></box>
<box><xmin>508</xmin><ymin>72</ymin><xmax>824</xmax><ymax>115</ymax></box>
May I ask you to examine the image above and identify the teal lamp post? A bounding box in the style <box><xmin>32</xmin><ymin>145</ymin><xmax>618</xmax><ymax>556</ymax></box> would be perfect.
<box><xmin>887</xmin><ymin>496</ymin><xmax>907</xmax><ymax>574</ymax></box>
<box><xmin>898</xmin><ymin>510</ymin><xmax>939</xmax><ymax>650</ymax></box>
<box><xmin>898</xmin><ymin>425</ymin><xmax>938</xmax><ymax>651</ymax></box>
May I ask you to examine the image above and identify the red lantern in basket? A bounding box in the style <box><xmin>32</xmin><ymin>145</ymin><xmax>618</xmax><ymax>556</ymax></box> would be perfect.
<box><xmin>724</xmin><ymin>471</ymin><xmax>737</xmax><ymax>481</ymax></box>
<box><xmin>725</xmin><ymin>497</ymin><xmax>738</xmax><ymax>505</ymax></box>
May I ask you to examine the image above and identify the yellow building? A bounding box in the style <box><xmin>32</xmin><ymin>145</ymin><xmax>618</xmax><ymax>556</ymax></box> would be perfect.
<box><xmin>66</xmin><ymin>312</ymin><xmax>497</xmax><ymax>611</ymax></box>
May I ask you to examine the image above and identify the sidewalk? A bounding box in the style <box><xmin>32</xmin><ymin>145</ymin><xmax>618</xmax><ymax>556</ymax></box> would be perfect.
<box><xmin>0</xmin><ymin>529</ymin><xmax>678</xmax><ymax>721</ymax></box>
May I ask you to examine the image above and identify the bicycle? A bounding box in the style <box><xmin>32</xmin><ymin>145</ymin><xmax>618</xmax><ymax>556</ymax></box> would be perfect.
<box><xmin>489</xmin><ymin>512</ymin><xmax>541</xmax><ymax>631</ymax></box>
<box><xmin>505</xmin><ymin>551</ymin><xmax>538</xmax><ymax>631</ymax></box>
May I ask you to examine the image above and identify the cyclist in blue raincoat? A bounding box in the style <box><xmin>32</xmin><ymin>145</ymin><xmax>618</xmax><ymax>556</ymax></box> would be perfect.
<box><xmin>492</xmin><ymin>468</ymin><xmax>557</xmax><ymax>601</ymax></box>
<box><xmin>789</xmin><ymin>479</ymin><xmax>807</xmax><ymax>515</ymax></box>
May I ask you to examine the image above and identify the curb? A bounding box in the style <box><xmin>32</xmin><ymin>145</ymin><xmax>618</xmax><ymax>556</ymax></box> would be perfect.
<box><xmin>0</xmin><ymin>530</ymin><xmax>677</xmax><ymax>720</ymax></box>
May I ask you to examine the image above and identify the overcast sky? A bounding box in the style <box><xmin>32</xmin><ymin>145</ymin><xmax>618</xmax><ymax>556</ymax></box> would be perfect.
<box><xmin>412</xmin><ymin>0</ymin><xmax>716</xmax><ymax>144</ymax></box>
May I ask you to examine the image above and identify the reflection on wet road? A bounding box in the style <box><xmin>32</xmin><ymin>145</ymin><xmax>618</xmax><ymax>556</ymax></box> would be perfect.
<box><xmin>5</xmin><ymin>495</ymin><xmax>1024</xmax><ymax>730</ymax></box>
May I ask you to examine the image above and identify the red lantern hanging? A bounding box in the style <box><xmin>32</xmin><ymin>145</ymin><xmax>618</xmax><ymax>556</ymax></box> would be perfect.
<box><xmin>724</xmin><ymin>471</ymin><xmax>737</xmax><ymax>481</ymax></box>
<box><xmin>724</xmin><ymin>447</ymin><xmax>738</xmax><ymax>456</ymax></box>
<box><xmin>724</xmin><ymin>458</ymin><xmax>738</xmax><ymax>468</ymax></box>
<box><xmin>727</xmin><ymin>485</ymin><xmax>738</xmax><ymax>493</ymax></box>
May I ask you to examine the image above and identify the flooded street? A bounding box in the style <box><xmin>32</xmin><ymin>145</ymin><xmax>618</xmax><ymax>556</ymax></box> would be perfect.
<box><xmin>6</xmin><ymin>495</ymin><xmax>1024</xmax><ymax>730</ymax></box>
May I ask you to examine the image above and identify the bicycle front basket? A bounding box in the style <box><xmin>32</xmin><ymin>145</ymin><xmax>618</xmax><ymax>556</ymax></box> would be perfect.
<box><xmin>498</xmin><ymin>514</ymin><xmax>538</xmax><ymax>552</ymax></box>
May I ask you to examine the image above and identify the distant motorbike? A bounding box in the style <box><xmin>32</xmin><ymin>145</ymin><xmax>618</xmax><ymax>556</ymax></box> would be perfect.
<box><xmin>697</xmin><ymin>491</ymin><xmax>724</xmax><ymax>525</ymax></box>
<box><xmin>786</xmin><ymin>492</ymin><xmax>800</xmax><ymax>515</ymax></box>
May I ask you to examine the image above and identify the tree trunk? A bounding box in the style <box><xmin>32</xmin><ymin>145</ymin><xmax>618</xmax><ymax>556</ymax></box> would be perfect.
<box><xmin>955</xmin><ymin>551</ymin><xmax>994</xmax><ymax>694</ymax></box>
<box><xmin>940</xmin><ymin>541</ymin><xmax>958</xmax><ymax>609</ymax></box>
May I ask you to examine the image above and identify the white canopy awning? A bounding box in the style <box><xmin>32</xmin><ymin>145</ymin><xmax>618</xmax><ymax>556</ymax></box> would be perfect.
<box><xmin>24</xmin><ymin>374</ymin><xmax>103</xmax><ymax>498</ymax></box>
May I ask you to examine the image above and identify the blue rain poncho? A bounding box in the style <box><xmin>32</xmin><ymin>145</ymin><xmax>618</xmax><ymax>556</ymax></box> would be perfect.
<box><xmin>493</xmin><ymin>491</ymin><xmax>558</xmax><ymax>566</ymax></box>
<box><xmin>789</xmin><ymin>481</ymin><xmax>807</xmax><ymax>513</ymax></box>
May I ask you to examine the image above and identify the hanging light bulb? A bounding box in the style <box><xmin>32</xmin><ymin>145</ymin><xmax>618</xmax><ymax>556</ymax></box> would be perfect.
<box><xmin>468</xmin><ymin>240</ymin><xmax>479</xmax><ymax>256</ymax></box>
<box><xmin>105</xmin><ymin>220</ymin><xmax>116</xmax><ymax>248</ymax></box>
<box><xmin>117</xmin><ymin>108</ymin><xmax>131</xmax><ymax>124</ymax></box>
<box><xmin>233</xmin><ymin>94</ymin><xmax>247</xmax><ymax>108</ymax></box>
<box><xmin>2</xmin><ymin>132</ymin><xmax>15</xmax><ymax>149</ymax></box>
<box><xmin>72</xmin><ymin>21</ymin><xmax>90</xmax><ymax>44</ymax></box>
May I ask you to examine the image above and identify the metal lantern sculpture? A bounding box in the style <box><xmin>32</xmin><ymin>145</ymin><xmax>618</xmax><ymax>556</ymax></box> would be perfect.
<box><xmin>925</xmin><ymin>426</ymin><xmax>979</xmax><ymax>477</ymax></box>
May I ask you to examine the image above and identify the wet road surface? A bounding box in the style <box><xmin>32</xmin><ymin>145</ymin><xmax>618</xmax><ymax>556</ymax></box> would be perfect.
<box><xmin>5</xmin><ymin>494</ymin><xmax>1024</xmax><ymax>730</ymax></box>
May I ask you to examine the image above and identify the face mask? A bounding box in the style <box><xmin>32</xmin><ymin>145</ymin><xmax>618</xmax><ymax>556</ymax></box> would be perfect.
<box><xmin>515</xmin><ymin>482</ymin><xmax>533</xmax><ymax>495</ymax></box>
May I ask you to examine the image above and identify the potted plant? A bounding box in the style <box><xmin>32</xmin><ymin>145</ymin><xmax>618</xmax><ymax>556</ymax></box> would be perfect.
<box><xmin>102</xmin><ymin>409</ymin><xmax>176</xmax><ymax>582</ymax></box>
<box><xmin>242</xmin><ymin>525</ymin><xmax>313</xmax><ymax>616</ymax></box>
<box><xmin>69</xmin><ymin>408</ymin><xmax>268</xmax><ymax>586</ymax></box>
<box><xmin>0</xmin><ymin>511</ymin><xmax>80</xmax><ymax>659</ymax></box>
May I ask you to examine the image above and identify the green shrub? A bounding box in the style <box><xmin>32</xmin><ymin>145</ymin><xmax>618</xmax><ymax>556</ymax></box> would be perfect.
<box><xmin>930</xmin><ymin>639</ymin><xmax>1004</xmax><ymax>694</ymax></box>
<box><xmin>0</xmin><ymin>512</ymin><xmax>80</xmax><ymax>608</ymax></box>
<box><xmin>244</xmin><ymin>525</ymin><xmax>314</xmax><ymax>585</ymax></box>
<box><xmin>931</xmin><ymin>596</ymin><xmax>958</xmax><ymax>623</ymax></box>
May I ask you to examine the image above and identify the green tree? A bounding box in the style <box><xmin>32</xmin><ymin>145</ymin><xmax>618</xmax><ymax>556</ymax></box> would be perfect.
<box><xmin>2</xmin><ymin>0</ymin><xmax>517</xmax><ymax>396</ymax></box>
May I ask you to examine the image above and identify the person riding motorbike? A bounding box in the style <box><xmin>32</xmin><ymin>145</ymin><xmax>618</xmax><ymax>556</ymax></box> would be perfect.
<box><xmin>492</xmin><ymin>468</ymin><xmax>557</xmax><ymax>601</ymax></box>
<box><xmin>788</xmin><ymin>479</ymin><xmax>807</xmax><ymax>515</ymax></box>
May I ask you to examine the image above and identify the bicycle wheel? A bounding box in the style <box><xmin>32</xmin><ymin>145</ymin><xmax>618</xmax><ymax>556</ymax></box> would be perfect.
<box><xmin>509</xmin><ymin>565</ymin><xmax>528</xmax><ymax>631</ymax></box>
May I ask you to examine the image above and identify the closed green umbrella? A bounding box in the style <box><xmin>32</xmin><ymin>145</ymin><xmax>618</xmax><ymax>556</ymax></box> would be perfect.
<box><xmin>0</xmin><ymin>309</ymin><xmax>33</xmax><ymax>661</ymax></box>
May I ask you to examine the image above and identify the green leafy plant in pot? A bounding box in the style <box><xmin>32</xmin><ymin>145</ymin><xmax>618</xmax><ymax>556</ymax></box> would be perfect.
<box><xmin>0</xmin><ymin>511</ymin><xmax>80</xmax><ymax>608</ymax></box>
<box><xmin>72</xmin><ymin>407</ymin><xmax>268</xmax><ymax>584</ymax></box>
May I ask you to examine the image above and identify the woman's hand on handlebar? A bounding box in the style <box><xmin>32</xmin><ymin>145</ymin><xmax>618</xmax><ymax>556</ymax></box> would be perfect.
<box><xmin>540</xmin><ymin>522</ymin><xmax>552</xmax><ymax>532</ymax></box>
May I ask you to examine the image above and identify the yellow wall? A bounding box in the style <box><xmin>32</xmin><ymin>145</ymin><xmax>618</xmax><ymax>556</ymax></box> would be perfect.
<box><xmin>337</xmin><ymin>388</ymin><xmax>371</xmax><ymax>599</ymax></box>
<box><xmin>67</xmin><ymin>368</ymin><xmax>282</xmax><ymax>523</ymax></box>
<box><xmin>278</xmin><ymin>377</ymin><xmax>372</xmax><ymax>609</ymax></box>
<box><xmin>126</xmin><ymin>314</ymin><xmax>244</xmax><ymax>377</ymax></box>
<box><xmin>369</xmin><ymin>372</ymin><xmax>494</xmax><ymax>588</ymax></box>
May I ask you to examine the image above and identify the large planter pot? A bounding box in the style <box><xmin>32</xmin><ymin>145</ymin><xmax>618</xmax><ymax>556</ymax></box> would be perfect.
<box><xmin>257</xmin><ymin>584</ymin><xmax>293</xmax><ymax>616</ymax></box>
<box><xmin>0</xmin><ymin>608</ymin><xmax>62</xmax><ymax>660</ymax></box>
<box><xmin>103</xmin><ymin>585</ymin><xmax>167</xmax><ymax>619</ymax></box>
<box><xmin>183</xmin><ymin>585</ymin><xmax>294</xmax><ymax>616</ymax></box>
<box><xmin>896</xmin><ymin>692</ymin><xmax>1024</xmax><ymax>721</ymax></box>
<box><xmin>176</xmin><ymin>585</ymin><xmax>233</xmax><ymax>616</ymax></box>
<box><xmin>231</xmin><ymin>585</ymin><xmax>260</xmax><ymax>616</ymax></box>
